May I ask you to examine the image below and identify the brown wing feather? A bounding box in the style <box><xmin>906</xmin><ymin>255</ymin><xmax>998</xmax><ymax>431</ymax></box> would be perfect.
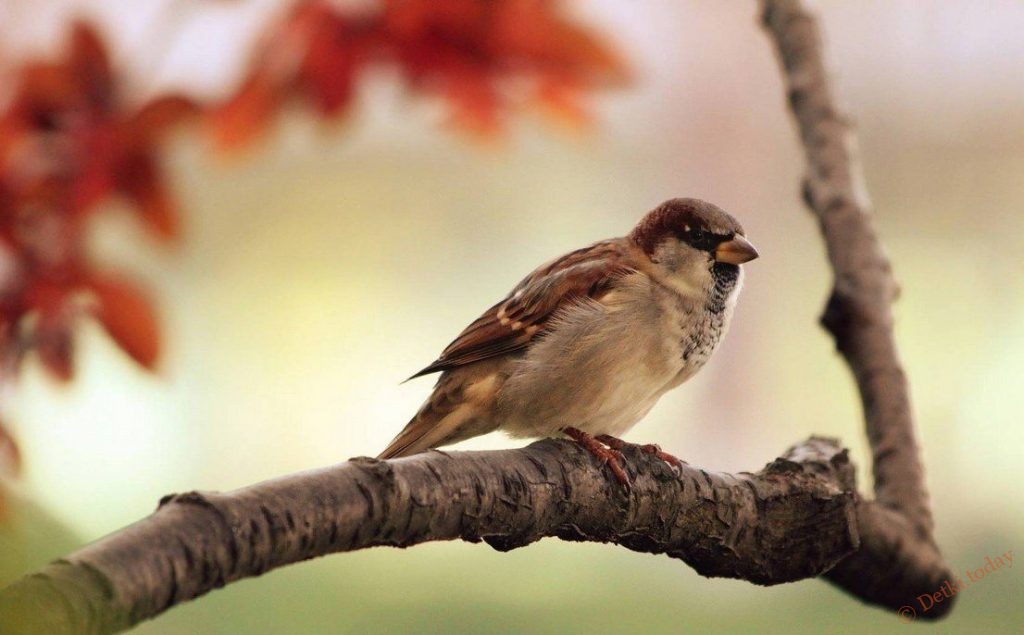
<box><xmin>408</xmin><ymin>239</ymin><xmax>636</xmax><ymax>379</ymax></box>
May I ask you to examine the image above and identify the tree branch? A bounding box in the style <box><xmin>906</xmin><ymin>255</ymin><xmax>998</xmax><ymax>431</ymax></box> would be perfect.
<box><xmin>759</xmin><ymin>0</ymin><xmax>952</xmax><ymax>614</ymax></box>
<box><xmin>4</xmin><ymin>438</ymin><xmax>862</xmax><ymax>635</ymax></box>
<box><xmin>761</xmin><ymin>0</ymin><xmax>931</xmax><ymax>530</ymax></box>
<box><xmin>0</xmin><ymin>1</ymin><xmax>957</xmax><ymax>632</ymax></box>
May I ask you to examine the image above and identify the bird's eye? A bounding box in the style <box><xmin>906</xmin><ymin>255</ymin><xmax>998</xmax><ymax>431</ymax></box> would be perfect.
<box><xmin>687</xmin><ymin>228</ymin><xmax>712</xmax><ymax>246</ymax></box>
<box><xmin>681</xmin><ymin>226</ymin><xmax>720</xmax><ymax>251</ymax></box>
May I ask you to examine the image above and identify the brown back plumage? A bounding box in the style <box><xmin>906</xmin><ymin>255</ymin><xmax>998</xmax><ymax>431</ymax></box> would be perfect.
<box><xmin>406</xmin><ymin>239</ymin><xmax>636</xmax><ymax>379</ymax></box>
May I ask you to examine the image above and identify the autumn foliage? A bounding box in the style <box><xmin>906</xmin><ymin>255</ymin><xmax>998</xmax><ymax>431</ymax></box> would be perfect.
<box><xmin>214</xmin><ymin>0</ymin><xmax>626</xmax><ymax>148</ymax></box>
<box><xmin>0</xmin><ymin>0</ymin><xmax>623</xmax><ymax>506</ymax></box>
<box><xmin>0</xmin><ymin>25</ymin><xmax>191</xmax><ymax>387</ymax></box>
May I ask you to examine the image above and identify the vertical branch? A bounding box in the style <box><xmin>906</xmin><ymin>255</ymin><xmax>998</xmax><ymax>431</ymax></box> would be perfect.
<box><xmin>760</xmin><ymin>0</ymin><xmax>933</xmax><ymax>539</ymax></box>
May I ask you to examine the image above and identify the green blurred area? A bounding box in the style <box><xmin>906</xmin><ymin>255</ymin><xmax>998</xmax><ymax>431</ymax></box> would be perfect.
<box><xmin>3</xmin><ymin>1</ymin><xmax>1024</xmax><ymax>633</ymax></box>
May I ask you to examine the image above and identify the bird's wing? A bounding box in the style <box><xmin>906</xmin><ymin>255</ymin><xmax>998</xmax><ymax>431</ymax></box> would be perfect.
<box><xmin>409</xmin><ymin>239</ymin><xmax>637</xmax><ymax>379</ymax></box>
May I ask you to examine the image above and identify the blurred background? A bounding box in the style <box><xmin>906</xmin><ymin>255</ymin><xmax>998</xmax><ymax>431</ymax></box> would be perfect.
<box><xmin>1</xmin><ymin>0</ymin><xmax>1022</xmax><ymax>633</ymax></box>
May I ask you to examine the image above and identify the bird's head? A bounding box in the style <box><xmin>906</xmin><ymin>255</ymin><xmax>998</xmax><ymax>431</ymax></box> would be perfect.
<box><xmin>628</xmin><ymin>198</ymin><xmax>758</xmax><ymax>296</ymax></box>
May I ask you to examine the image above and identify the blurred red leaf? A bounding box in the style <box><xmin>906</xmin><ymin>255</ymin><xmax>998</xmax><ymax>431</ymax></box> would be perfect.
<box><xmin>117</xmin><ymin>151</ymin><xmax>179</xmax><ymax>240</ymax></box>
<box><xmin>0</xmin><ymin>21</ymin><xmax>192</xmax><ymax>380</ymax></box>
<box><xmin>88</xmin><ymin>276</ymin><xmax>159</xmax><ymax>369</ymax></box>
<box><xmin>210</xmin><ymin>2</ymin><xmax>374</xmax><ymax>151</ymax></box>
<box><xmin>209</xmin><ymin>75</ymin><xmax>282</xmax><ymax>152</ymax></box>
<box><xmin>212</xmin><ymin>0</ymin><xmax>626</xmax><ymax>146</ymax></box>
<box><xmin>533</xmin><ymin>76</ymin><xmax>590</xmax><ymax>131</ymax></box>
<box><xmin>300</xmin><ymin>12</ymin><xmax>374</xmax><ymax>116</ymax></box>
<box><xmin>67</xmin><ymin>22</ymin><xmax>114</xmax><ymax>107</ymax></box>
<box><xmin>490</xmin><ymin>0</ymin><xmax>627</xmax><ymax>82</ymax></box>
<box><xmin>1</xmin><ymin>21</ymin><xmax>193</xmax><ymax>227</ymax></box>
<box><xmin>127</xmin><ymin>96</ymin><xmax>200</xmax><ymax>146</ymax></box>
<box><xmin>381</xmin><ymin>0</ymin><xmax>624</xmax><ymax>136</ymax></box>
<box><xmin>441</xmin><ymin>71</ymin><xmax>501</xmax><ymax>138</ymax></box>
<box><xmin>71</xmin><ymin>123</ymin><xmax>121</xmax><ymax>214</ymax></box>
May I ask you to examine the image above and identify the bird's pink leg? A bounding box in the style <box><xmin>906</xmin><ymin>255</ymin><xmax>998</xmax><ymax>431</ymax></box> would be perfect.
<box><xmin>562</xmin><ymin>426</ymin><xmax>630</xmax><ymax>488</ymax></box>
<box><xmin>595</xmin><ymin>434</ymin><xmax>687</xmax><ymax>472</ymax></box>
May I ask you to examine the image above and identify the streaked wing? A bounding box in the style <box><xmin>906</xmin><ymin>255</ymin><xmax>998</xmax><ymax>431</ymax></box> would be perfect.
<box><xmin>409</xmin><ymin>239</ymin><xmax>636</xmax><ymax>379</ymax></box>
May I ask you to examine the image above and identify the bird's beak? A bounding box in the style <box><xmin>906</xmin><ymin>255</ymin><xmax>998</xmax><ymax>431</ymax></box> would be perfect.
<box><xmin>714</xmin><ymin>234</ymin><xmax>759</xmax><ymax>265</ymax></box>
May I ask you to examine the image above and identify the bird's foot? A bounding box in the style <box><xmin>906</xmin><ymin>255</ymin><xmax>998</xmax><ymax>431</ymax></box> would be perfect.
<box><xmin>562</xmin><ymin>427</ymin><xmax>630</xmax><ymax>489</ymax></box>
<box><xmin>595</xmin><ymin>434</ymin><xmax>687</xmax><ymax>473</ymax></box>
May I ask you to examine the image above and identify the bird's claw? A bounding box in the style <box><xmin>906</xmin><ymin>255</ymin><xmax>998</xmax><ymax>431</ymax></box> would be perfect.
<box><xmin>562</xmin><ymin>427</ymin><xmax>632</xmax><ymax>490</ymax></box>
<box><xmin>596</xmin><ymin>435</ymin><xmax>687</xmax><ymax>474</ymax></box>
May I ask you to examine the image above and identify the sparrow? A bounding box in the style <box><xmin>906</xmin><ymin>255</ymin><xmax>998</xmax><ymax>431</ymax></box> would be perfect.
<box><xmin>378</xmin><ymin>198</ymin><xmax>758</xmax><ymax>484</ymax></box>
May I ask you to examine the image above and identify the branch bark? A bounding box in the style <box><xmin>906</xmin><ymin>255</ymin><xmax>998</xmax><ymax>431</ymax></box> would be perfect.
<box><xmin>761</xmin><ymin>0</ymin><xmax>931</xmax><ymax>528</ymax></box>
<box><xmin>2</xmin><ymin>438</ymin><xmax>862</xmax><ymax>635</ymax></box>
<box><xmin>0</xmin><ymin>1</ymin><xmax>956</xmax><ymax>632</ymax></box>
<box><xmin>759</xmin><ymin>0</ymin><xmax>952</xmax><ymax>614</ymax></box>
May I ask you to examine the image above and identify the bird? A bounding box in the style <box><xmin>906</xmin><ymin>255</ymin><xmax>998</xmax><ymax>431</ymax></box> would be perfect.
<box><xmin>378</xmin><ymin>198</ymin><xmax>758</xmax><ymax>484</ymax></box>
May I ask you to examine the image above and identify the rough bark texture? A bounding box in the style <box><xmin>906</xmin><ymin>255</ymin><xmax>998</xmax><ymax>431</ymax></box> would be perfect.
<box><xmin>1</xmin><ymin>438</ymin><xmax>862</xmax><ymax>635</ymax></box>
<box><xmin>0</xmin><ymin>1</ymin><xmax>956</xmax><ymax>632</ymax></box>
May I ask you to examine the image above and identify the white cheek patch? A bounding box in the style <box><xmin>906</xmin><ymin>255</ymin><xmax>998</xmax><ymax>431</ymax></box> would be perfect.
<box><xmin>654</xmin><ymin>251</ymin><xmax>706</xmax><ymax>297</ymax></box>
<box><xmin>650</xmin><ymin>240</ymin><xmax>718</xmax><ymax>299</ymax></box>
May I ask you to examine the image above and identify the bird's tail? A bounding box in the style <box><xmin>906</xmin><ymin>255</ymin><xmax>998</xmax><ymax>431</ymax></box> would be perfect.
<box><xmin>377</xmin><ymin>409</ymin><xmax>453</xmax><ymax>459</ymax></box>
<box><xmin>378</xmin><ymin>369</ymin><xmax>501</xmax><ymax>459</ymax></box>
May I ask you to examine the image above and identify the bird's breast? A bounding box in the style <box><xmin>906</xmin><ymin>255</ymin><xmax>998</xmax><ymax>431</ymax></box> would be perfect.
<box><xmin>664</xmin><ymin>269</ymin><xmax>741</xmax><ymax>386</ymax></box>
<box><xmin>676</xmin><ymin>304</ymin><xmax>726</xmax><ymax>373</ymax></box>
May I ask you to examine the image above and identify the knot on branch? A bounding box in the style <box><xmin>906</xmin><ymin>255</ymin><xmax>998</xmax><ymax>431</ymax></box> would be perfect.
<box><xmin>819</xmin><ymin>285</ymin><xmax>894</xmax><ymax>351</ymax></box>
<box><xmin>820</xmin><ymin>288</ymin><xmax>865</xmax><ymax>349</ymax></box>
<box><xmin>157</xmin><ymin>490</ymin><xmax>218</xmax><ymax>510</ymax></box>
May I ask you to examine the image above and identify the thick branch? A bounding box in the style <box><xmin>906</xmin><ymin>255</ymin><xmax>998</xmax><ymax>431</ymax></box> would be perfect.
<box><xmin>760</xmin><ymin>0</ymin><xmax>952</xmax><ymax>614</ymax></box>
<box><xmin>3</xmin><ymin>438</ymin><xmax>862</xmax><ymax>635</ymax></box>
